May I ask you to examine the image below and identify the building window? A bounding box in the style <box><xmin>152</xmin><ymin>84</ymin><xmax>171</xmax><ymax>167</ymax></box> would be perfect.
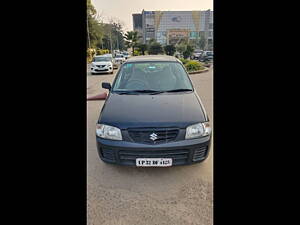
<box><xmin>199</xmin><ymin>31</ymin><xmax>205</xmax><ymax>38</ymax></box>
<box><xmin>190</xmin><ymin>31</ymin><xmax>199</xmax><ymax>39</ymax></box>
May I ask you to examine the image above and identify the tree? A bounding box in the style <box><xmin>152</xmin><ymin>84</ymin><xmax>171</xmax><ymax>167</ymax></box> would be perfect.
<box><xmin>87</xmin><ymin>1</ymin><xmax>126</xmax><ymax>51</ymax></box>
<box><xmin>164</xmin><ymin>45</ymin><xmax>176</xmax><ymax>56</ymax></box>
<box><xmin>183</xmin><ymin>44</ymin><xmax>194</xmax><ymax>59</ymax></box>
<box><xmin>108</xmin><ymin>18</ymin><xmax>126</xmax><ymax>51</ymax></box>
<box><xmin>137</xmin><ymin>43</ymin><xmax>148</xmax><ymax>55</ymax></box>
<box><xmin>149</xmin><ymin>38</ymin><xmax>156</xmax><ymax>44</ymax></box>
<box><xmin>175</xmin><ymin>43</ymin><xmax>186</xmax><ymax>57</ymax></box>
<box><xmin>124</xmin><ymin>31</ymin><xmax>138</xmax><ymax>56</ymax></box>
<box><xmin>87</xmin><ymin>0</ymin><xmax>96</xmax><ymax>16</ymax></box>
<box><xmin>148</xmin><ymin>42</ymin><xmax>164</xmax><ymax>55</ymax></box>
<box><xmin>87</xmin><ymin>0</ymin><xmax>104</xmax><ymax>49</ymax></box>
<box><xmin>198</xmin><ymin>36</ymin><xmax>206</xmax><ymax>50</ymax></box>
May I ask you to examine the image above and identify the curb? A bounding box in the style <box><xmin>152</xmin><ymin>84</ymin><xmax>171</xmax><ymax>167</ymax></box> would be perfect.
<box><xmin>188</xmin><ymin>68</ymin><xmax>209</xmax><ymax>75</ymax></box>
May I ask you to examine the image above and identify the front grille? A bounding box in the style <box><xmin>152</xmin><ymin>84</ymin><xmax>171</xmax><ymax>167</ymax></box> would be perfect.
<box><xmin>95</xmin><ymin>69</ymin><xmax>108</xmax><ymax>71</ymax></box>
<box><xmin>193</xmin><ymin>146</ymin><xmax>208</xmax><ymax>161</ymax></box>
<box><xmin>96</xmin><ymin>65</ymin><xmax>105</xmax><ymax>68</ymax></box>
<box><xmin>128</xmin><ymin>128</ymin><xmax>179</xmax><ymax>145</ymax></box>
<box><xmin>118</xmin><ymin>149</ymin><xmax>189</xmax><ymax>165</ymax></box>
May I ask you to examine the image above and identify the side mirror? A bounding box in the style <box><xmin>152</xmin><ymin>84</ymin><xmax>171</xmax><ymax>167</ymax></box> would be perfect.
<box><xmin>102</xmin><ymin>82</ymin><xmax>111</xmax><ymax>90</ymax></box>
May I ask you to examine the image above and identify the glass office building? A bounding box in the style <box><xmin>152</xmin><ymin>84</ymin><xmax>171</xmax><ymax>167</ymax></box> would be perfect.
<box><xmin>133</xmin><ymin>10</ymin><xmax>213</xmax><ymax>49</ymax></box>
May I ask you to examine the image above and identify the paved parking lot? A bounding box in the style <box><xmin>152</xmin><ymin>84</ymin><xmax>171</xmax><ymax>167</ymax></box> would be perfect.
<box><xmin>87</xmin><ymin>66</ymin><xmax>213</xmax><ymax>225</ymax></box>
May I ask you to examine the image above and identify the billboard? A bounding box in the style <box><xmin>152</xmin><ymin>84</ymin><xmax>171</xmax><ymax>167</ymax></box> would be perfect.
<box><xmin>167</xmin><ymin>29</ymin><xmax>189</xmax><ymax>45</ymax></box>
<box><xmin>168</xmin><ymin>29</ymin><xmax>189</xmax><ymax>38</ymax></box>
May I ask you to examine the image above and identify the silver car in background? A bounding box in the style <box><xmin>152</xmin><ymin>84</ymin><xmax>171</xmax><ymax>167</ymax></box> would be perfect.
<box><xmin>114</xmin><ymin>54</ymin><xmax>126</xmax><ymax>66</ymax></box>
<box><xmin>103</xmin><ymin>54</ymin><xmax>118</xmax><ymax>69</ymax></box>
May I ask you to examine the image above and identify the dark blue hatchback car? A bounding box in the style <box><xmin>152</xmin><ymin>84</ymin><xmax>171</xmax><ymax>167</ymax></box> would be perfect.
<box><xmin>96</xmin><ymin>55</ymin><xmax>211</xmax><ymax>167</ymax></box>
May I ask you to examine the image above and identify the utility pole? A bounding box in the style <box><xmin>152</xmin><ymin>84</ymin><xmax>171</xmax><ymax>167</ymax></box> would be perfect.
<box><xmin>110</xmin><ymin>29</ymin><xmax>113</xmax><ymax>54</ymax></box>
<box><xmin>116</xmin><ymin>33</ymin><xmax>119</xmax><ymax>51</ymax></box>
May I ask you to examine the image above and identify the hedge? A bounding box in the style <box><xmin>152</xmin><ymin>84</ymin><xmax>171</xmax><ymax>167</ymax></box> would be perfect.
<box><xmin>179</xmin><ymin>58</ymin><xmax>189</xmax><ymax>65</ymax></box>
<box><xmin>87</xmin><ymin>49</ymin><xmax>110</xmax><ymax>63</ymax></box>
<box><xmin>184</xmin><ymin>60</ymin><xmax>205</xmax><ymax>72</ymax></box>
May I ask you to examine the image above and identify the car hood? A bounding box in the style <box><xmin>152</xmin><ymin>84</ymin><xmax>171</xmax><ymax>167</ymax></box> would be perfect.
<box><xmin>99</xmin><ymin>92</ymin><xmax>207</xmax><ymax>129</ymax></box>
<box><xmin>93</xmin><ymin>62</ymin><xmax>112</xmax><ymax>66</ymax></box>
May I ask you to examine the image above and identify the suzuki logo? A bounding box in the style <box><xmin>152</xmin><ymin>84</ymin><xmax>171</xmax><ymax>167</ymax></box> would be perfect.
<box><xmin>149</xmin><ymin>133</ymin><xmax>158</xmax><ymax>141</ymax></box>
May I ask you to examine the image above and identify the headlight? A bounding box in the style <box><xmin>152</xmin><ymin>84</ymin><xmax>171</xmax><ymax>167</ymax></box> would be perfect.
<box><xmin>185</xmin><ymin>122</ymin><xmax>211</xmax><ymax>139</ymax></box>
<box><xmin>96</xmin><ymin>124</ymin><xmax>122</xmax><ymax>140</ymax></box>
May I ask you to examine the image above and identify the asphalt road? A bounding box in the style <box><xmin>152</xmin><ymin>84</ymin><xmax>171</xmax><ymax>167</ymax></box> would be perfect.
<box><xmin>87</xmin><ymin>66</ymin><xmax>213</xmax><ymax>225</ymax></box>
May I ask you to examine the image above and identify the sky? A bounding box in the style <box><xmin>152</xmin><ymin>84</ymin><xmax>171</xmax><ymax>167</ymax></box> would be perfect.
<box><xmin>91</xmin><ymin>0</ymin><xmax>213</xmax><ymax>32</ymax></box>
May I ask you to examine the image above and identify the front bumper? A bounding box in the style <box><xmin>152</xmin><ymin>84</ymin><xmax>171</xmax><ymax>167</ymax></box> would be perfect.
<box><xmin>115</xmin><ymin>61</ymin><xmax>124</xmax><ymax>65</ymax></box>
<box><xmin>91</xmin><ymin>66</ymin><xmax>113</xmax><ymax>73</ymax></box>
<box><xmin>96</xmin><ymin>135</ymin><xmax>211</xmax><ymax>166</ymax></box>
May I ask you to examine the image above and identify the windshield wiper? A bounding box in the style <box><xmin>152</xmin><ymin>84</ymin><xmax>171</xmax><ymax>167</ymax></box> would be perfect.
<box><xmin>115</xmin><ymin>89</ymin><xmax>193</xmax><ymax>95</ymax></box>
<box><xmin>149</xmin><ymin>89</ymin><xmax>193</xmax><ymax>95</ymax></box>
<box><xmin>116</xmin><ymin>90</ymin><xmax>162</xmax><ymax>95</ymax></box>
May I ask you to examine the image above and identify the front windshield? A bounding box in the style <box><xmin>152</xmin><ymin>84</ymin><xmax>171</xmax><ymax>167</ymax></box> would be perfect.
<box><xmin>94</xmin><ymin>57</ymin><xmax>111</xmax><ymax>62</ymax></box>
<box><xmin>112</xmin><ymin>62</ymin><xmax>193</xmax><ymax>92</ymax></box>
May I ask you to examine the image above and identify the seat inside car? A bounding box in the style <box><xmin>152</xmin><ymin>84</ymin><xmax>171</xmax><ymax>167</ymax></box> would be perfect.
<box><xmin>147</xmin><ymin>65</ymin><xmax>177</xmax><ymax>90</ymax></box>
<box><xmin>124</xmin><ymin>67</ymin><xmax>148</xmax><ymax>89</ymax></box>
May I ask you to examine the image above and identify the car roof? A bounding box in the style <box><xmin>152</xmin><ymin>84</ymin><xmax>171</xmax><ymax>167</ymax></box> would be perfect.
<box><xmin>126</xmin><ymin>55</ymin><xmax>179</xmax><ymax>63</ymax></box>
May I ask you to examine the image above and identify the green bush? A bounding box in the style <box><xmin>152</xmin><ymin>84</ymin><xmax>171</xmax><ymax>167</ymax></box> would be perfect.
<box><xmin>96</xmin><ymin>49</ymin><xmax>102</xmax><ymax>55</ymax></box>
<box><xmin>179</xmin><ymin>58</ymin><xmax>189</xmax><ymax>65</ymax></box>
<box><xmin>87</xmin><ymin>48</ymin><xmax>96</xmax><ymax>63</ymax></box>
<box><xmin>148</xmin><ymin>42</ymin><xmax>164</xmax><ymax>55</ymax></box>
<box><xmin>137</xmin><ymin>43</ymin><xmax>148</xmax><ymax>55</ymax></box>
<box><xmin>183</xmin><ymin>44</ymin><xmax>194</xmax><ymax>59</ymax></box>
<box><xmin>96</xmin><ymin>49</ymin><xmax>110</xmax><ymax>55</ymax></box>
<box><xmin>134</xmin><ymin>50</ymin><xmax>142</xmax><ymax>56</ymax></box>
<box><xmin>185</xmin><ymin>60</ymin><xmax>205</xmax><ymax>72</ymax></box>
<box><xmin>164</xmin><ymin>44</ymin><xmax>176</xmax><ymax>56</ymax></box>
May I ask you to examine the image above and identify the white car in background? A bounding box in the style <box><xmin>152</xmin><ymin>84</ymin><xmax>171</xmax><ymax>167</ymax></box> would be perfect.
<box><xmin>103</xmin><ymin>54</ymin><xmax>118</xmax><ymax>69</ymax></box>
<box><xmin>191</xmin><ymin>49</ymin><xmax>204</xmax><ymax>60</ymax></box>
<box><xmin>114</xmin><ymin>54</ymin><xmax>126</xmax><ymax>65</ymax></box>
<box><xmin>122</xmin><ymin>52</ymin><xmax>130</xmax><ymax>59</ymax></box>
<box><xmin>90</xmin><ymin>55</ymin><xmax>113</xmax><ymax>75</ymax></box>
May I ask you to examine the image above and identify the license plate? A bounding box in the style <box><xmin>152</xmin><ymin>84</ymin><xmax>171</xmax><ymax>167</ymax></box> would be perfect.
<box><xmin>136</xmin><ymin>158</ymin><xmax>172</xmax><ymax>167</ymax></box>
